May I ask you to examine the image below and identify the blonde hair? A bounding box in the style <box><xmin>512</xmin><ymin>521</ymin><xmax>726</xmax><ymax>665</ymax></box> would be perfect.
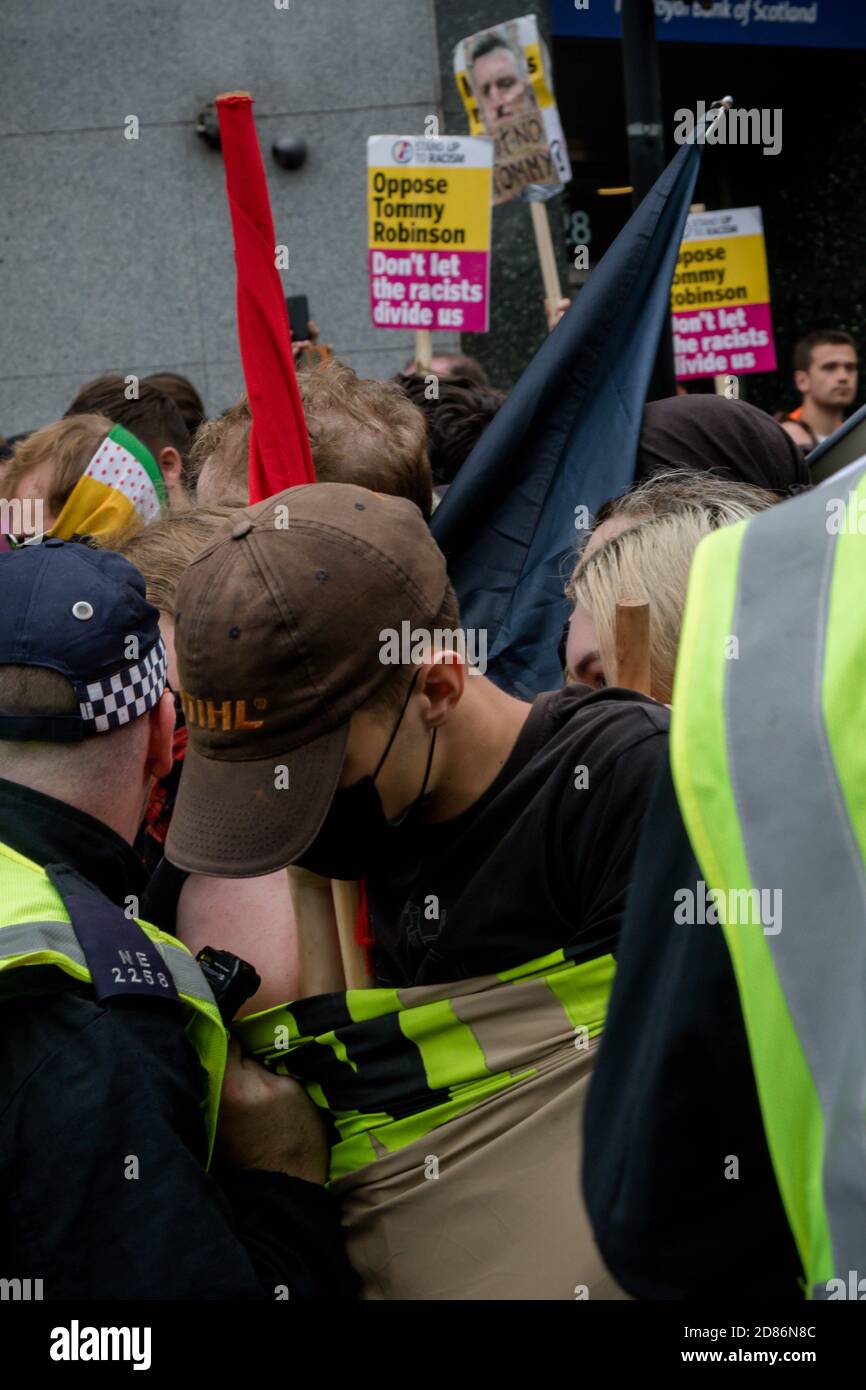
<box><xmin>568</xmin><ymin>478</ymin><xmax>774</xmax><ymax>702</ymax></box>
<box><xmin>577</xmin><ymin>469</ymin><xmax>778</xmax><ymax>559</ymax></box>
<box><xmin>302</xmin><ymin>361</ymin><xmax>432</xmax><ymax>518</ymax></box>
<box><xmin>190</xmin><ymin>361</ymin><xmax>432</xmax><ymax>517</ymax></box>
<box><xmin>189</xmin><ymin>397</ymin><xmax>251</xmax><ymax>507</ymax></box>
<box><xmin>2</xmin><ymin>414</ymin><xmax>111</xmax><ymax>515</ymax></box>
<box><xmin>113</xmin><ymin>505</ymin><xmax>238</xmax><ymax>615</ymax></box>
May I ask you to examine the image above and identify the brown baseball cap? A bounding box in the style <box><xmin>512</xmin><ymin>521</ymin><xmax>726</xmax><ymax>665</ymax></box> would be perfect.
<box><xmin>165</xmin><ymin>483</ymin><xmax>448</xmax><ymax>877</ymax></box>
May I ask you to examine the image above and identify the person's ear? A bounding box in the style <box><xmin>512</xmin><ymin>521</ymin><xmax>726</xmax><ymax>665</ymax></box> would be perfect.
<box><xmin>157</xmin><ymin>445</ymin><xmax>184</xmax><ymax>492</ymax></box>
<box><xmin>793</xmin><ymin>368</ymin><xmax>810</xmax><ymax>396</ymax></box>
<box><xmin>145</xmin><ymin>689</ymin><xmax>176</xmax><ymax>782</ymax></box>
<box><xmin>418</xmin><ymin>653</ymin><xmax>465</xmax><ymax>727</ymax></box>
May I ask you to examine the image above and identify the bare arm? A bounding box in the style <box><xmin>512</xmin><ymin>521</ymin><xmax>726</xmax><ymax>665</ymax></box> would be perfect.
<box><xmin>175</xmin><ymin>865</ymin><xmax>350</xmax><ymax>1015</ymax></box>
<box><xmin>176</xmin><ymin>870</ymin><xmax>302</xmax><ymax>1017</ymax></box>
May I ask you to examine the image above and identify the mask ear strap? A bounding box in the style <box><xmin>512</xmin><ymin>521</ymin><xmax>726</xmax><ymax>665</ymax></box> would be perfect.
<box><xmin>389</xmin><ymin>726</ymin><xmax>437</xmax><ymax>830</ymax></box>
<box><xmin>372</xmin><ymin>668</ymin><xmax>421</xmax><ymax>783</ymax></box>
<box><xmin>418</xmin><ymin>724</ymin><xmax>437</xmax><ymax>801</ymax></box>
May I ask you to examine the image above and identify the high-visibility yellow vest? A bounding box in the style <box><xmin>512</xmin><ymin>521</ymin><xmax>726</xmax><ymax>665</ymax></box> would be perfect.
<box><xmin>671</xmin><ymin>455</ymin><xmax>866</xmax><ymax>1299</ymax></box>
<box><xmin>0</xmin><ymin>838</ymin><xmax>227</xmax><ymax>1161</ymax></box>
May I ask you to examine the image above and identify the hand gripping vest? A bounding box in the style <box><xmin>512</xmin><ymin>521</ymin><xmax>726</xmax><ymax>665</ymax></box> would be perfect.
<box><xmin>671</xmin><ymin>455</ymin><xmax>866</xmax><ymax>1300</ymax></box>
<box><xmin>236</xmin><ymin>947</ymin><xmax>620</xmax><ymax>1299</ymax></box>
<box><xmin>0</xmin><ymin>839</ymin><xmax>227</xmax><ymax>1161</ymax></box>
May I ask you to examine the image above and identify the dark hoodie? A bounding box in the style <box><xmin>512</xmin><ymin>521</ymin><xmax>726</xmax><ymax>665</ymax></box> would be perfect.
<box><xmin>637</xmin><ymin>395</ymin><xmax>810</xmax><ymax>497</ymax></box>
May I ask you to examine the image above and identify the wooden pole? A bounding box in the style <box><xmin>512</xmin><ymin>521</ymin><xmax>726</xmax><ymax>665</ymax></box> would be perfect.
<box><xmin>284</xmin><ymin>868</ymin><xmax>373</xmax><ymax>998</ymax></box>
<box><xmin>286</xmin><ymin>866</ymin><xmax>346</xmax><ymax>996</ymax></box>
<box><xmin>529</xmin><ymin>200</ymin><xmax>563</xmax><ymax>312</ymax></box>
<box><xmin>331</xmin><ymin>879</ymin><xmax>374</xmax><ymax>989</ymax></box>
<box><xmin>615</xmin><ymin>599</ymin><xmax>652</xmax><ymax>697</ymax></box>
<box><xmin>414</xmin><ymin>328</ymin><xmax>432</xmax><ymax>372</ymax></box>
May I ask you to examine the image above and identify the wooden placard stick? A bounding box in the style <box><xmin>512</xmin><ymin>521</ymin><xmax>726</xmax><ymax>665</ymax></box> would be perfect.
<box><xmin>286</xmin><ymin>866</ymin><xmax>346</xmax><ymax>996</ymax></box>
<box><xmin>331</xmin><ymin>879</ymin><xmax>374</xmax><ymax>989</ymax></box>
<box><xmin>615</xmin><ymin>599</ymin><xmax>652</xmax><ymax>697</ymax></box>
<box><xmin>283</xmin><ymin>868</ymin><xmax>372</xmax><ymax>999</ymax></box>
<box><xmin>415</xmin><ymin>328</ymin><xmax>432</xmax><ymax>373</ymax></box>
<box><xmin>529</xmin><ymin>200</ymin><xmax>563</xmax><ymax>316</ymax></box>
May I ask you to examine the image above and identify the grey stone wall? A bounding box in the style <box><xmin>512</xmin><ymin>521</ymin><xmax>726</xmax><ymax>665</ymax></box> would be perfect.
<box><xmin>0</xmin><ymin>0</ymin><xmax>455</xmax><ymax>436</ymax></box>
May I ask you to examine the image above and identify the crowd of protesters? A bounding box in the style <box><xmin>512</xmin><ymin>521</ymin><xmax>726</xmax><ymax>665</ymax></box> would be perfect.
<box><xmin>0</xmin><ymin>320</ymin><xmax>858</xmax><ymax>1301</ymax></box>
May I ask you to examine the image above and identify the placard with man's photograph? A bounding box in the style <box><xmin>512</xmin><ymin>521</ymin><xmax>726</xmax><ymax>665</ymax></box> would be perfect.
<box><xmin>453</xmin><ymin>14</ymin><xmax>572</xmax><ymax>206</ymax></box>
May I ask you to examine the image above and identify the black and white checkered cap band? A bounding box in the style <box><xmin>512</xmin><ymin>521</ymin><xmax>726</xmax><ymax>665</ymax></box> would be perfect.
<box><xmin>74</xmin><ymin>638</ymin><xmax>168</xmax><ymax>734</ymax></box>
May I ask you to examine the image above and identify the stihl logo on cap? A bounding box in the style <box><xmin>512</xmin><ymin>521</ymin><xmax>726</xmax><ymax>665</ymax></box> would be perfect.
<box><xmin>180</xmin><ymin>693</ymin><xmax>267</xmax><ymax>731</ymax></box>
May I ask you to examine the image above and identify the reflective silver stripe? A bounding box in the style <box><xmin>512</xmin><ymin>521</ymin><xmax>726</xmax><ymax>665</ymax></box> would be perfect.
<box><xmin>0</xmin><ymin>918</ymin><xmax>217</xmax><ymax>1009</ymax></box>
<box><xmin>0</xmin><ymin>920</ymin><xmax>88</xmax><ymax>972</ymax></box>
<box><xmin>160</xmin><ymin>940</ymin><xmax>218</xmax><ymax>1007</ymax></box>
<box><xmin>725</xmin><ymin>459</ymin><xmax>866</xmax><ymax>1284</ymax></box>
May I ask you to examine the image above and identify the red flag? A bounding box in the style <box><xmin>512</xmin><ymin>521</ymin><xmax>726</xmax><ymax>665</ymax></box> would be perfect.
<box><xmin>216</xmin><ymin>92</ymin><xmax>316</xmax><ymax>501</ymax></box>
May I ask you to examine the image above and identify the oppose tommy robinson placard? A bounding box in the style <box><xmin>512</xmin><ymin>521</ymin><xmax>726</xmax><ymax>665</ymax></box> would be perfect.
<box><xmin>367</xmin><ymin>134</ymin><xmax>493</xmax><ymax>333</ymax></box>
<box><xmin>671</xmin><ymin>206</ymin><xmax>777</xmax><ymax>382</ymax></box>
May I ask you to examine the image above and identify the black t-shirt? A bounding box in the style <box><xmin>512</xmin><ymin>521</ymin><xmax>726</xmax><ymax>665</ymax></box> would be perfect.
<box><xmin>366</xmin><ymin>685</ymin><xmax>670</xmax><ymax>987</ymax></box>
<box><xmin>582</xmin><ymin>756</ymin><xmax>802</xmax><ymax>1300</ymax></box>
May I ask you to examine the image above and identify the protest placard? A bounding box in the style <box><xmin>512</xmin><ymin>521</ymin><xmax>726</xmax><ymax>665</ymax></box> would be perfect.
<box><xmin>453</xmin><ymin>14</ymin><xmax>571</xmax><ymax>206</ymax></box>
<box><xmin>671</xmin><ymin>207</ymin><xmax>777</xmax><ymax>381</ymax></box>
<box><xmin>367</xmin><ymin>134</ymin><xmax>493</xmax><ymax>334</ymax></box>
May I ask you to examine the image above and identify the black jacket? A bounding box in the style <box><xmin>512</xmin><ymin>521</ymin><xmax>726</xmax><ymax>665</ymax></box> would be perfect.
<box><xmin>582</xmin><ymin>758</ymin><xmax>802</xmax><ymax>1299</ymax></box>
<box><xmin>0</xmin><ymin>776</ymin><xmax>357</xmax><ymax>1300</ymax></box>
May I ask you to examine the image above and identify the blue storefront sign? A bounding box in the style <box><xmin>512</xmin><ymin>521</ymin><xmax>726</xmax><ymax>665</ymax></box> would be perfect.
<box><xmin>550</xmin><ymin>0</ymin><xmax>866</xmax><ymax>50</ymax></box>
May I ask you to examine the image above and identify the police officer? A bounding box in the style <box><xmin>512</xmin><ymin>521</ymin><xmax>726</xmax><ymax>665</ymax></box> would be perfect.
<box><xmin>0</xmin><ymin>540</ymin><xmax>356</xmax><ymax>1299</ymax></box>
<box><xmin>584</xmin><ymin>458</ymin><xmax>866</xmax><ymax>1301</ymax></box>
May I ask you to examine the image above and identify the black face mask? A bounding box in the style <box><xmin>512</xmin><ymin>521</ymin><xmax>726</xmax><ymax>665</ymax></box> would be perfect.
<box><xmin>295</xmin><ymin>674</ymin><xmax>437</xmax><ymax>881</ymax></box>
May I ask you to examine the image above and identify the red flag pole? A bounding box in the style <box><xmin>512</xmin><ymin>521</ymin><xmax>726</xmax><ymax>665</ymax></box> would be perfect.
<box><xmin>216</xmin><ymin>92</ymin><xmax>316</xmax><ymax>502</ymax></box>
<box><xmin>217</xmin><ymin>94</ymin><xmax>374</xmax><ymax>991</ymax></box>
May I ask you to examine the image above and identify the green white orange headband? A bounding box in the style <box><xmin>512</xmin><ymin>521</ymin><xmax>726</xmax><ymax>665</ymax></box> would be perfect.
<box><xmin>50</xmin><ymin>424</ymin><xmax>168</xmax><ymax>541</ymax></box>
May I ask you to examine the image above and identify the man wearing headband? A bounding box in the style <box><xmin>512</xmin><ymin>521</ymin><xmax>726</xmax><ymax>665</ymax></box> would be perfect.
<box><xmin>0</xmin><ymin>541</ymin><xmax>357</xmax><ymax>1298</ymax></box>
<box><xmin>1</xmin><ymin>410</ymin><xmax>185</xmax><ymax>546</ymax></box>
<box><xmin>65</xmin><ymin>374</ymin><xmax>193</xmax><ymax>499</ymax></box>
